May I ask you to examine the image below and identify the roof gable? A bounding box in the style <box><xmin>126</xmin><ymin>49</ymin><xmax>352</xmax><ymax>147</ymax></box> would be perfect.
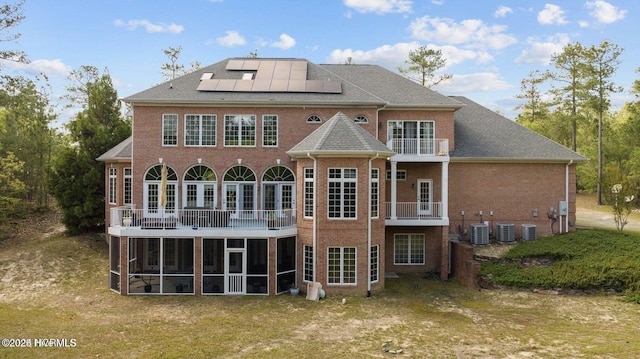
<box><xmin>287</xmin><ymin>112</ymin><xmax>394</xmax><ymax>157</ymax></box>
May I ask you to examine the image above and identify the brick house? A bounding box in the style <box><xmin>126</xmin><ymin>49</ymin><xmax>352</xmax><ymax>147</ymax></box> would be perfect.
<box><xmin>98</xmin><ymin>58</ymin><xmax>585</xmax><ymax>296</ymax></box>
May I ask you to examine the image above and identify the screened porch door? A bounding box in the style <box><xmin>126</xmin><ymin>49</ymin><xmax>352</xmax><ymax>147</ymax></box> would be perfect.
<box><xmin>225</xmin><ymin>250</ymin><xmax>245</xmax><ymax>294</ymax></box>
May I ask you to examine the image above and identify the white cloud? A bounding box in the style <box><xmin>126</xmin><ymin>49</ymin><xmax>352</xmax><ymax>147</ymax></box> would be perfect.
<box><xmin>578</xmin><ymin>20</ymin><xmax>590</xmax><ymax>28</ymax></box>
<box><xmin>271</xmin><ymin>34</ymin><xmax>296</xmax><ymax>50</ymax></box>
<box><xmin>409</xmin><ymin>16</ymin><xmax>517</xmax><ymax>50</ymax></box>
<box><xmin>114</xmin><ymin>19</ymin><xmax>183</xmax><ymax>34</ymax></box>
<box><xmin>0</xmin><ymin>58</ymin><xmax>71</xmax><ymax>77</ymax></box>
<box><xmin>216</xmin><ymin>31</ymin><xmax>246</xmax><ymax>47</ymax></box>
<box><xmin>343</xmin><ymin>0</ymin><xmax>412</xmax><ymax>14</ymax></box>
<box><xmin>494</xmin><ymin>6</ymin><xmax>513</xmax><ymax>18</ymax></box>
<box><xmin>327</xmin><ymin>42</ymin><xmax>494</xmax><ymax>71</ymax></box>
<box><xmin>537</xmin><ymin>4</ymin><xmax>568</xmax><ymax>25</ymax></box>
<box><xmin>431</xmin><ymin>0</ymin><xmax>444</xmax><ymax>5</ymax></box>
<box><xmin>515</xmin><ymin>33</ymin><xmax>570</xmax><ymax>65</ymax></box>
<box><xmin>585</xmin><ymin>0</ymin><xmax>626</xmax><ymax>24</ymax></box>
<box><xmin>434</xmin><ymin>72</ymin><xmax>512</xmax><ymax>94</ymax></box>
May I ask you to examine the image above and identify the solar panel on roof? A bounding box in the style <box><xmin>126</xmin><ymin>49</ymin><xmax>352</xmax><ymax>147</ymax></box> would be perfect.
<box><xmin>201</xmin><ymin>59</ymin><xmax>342</xmax><ymax>93</ymax></box>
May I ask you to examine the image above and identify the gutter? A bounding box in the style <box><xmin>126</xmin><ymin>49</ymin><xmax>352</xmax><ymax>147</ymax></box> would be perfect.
<box><xmin>367</xmin><ymin>153</ymin><xmax>380</xmax><ymax>297</ymax></box>
<box><xmin>565</xmin><ymin>160</ymin><xmax>573</xmax><ymax>233</ymax></box>
<box><xmin>306</xmin><ymin>152</ymin><xmax>318</xmax><ymax>283</ymax></box>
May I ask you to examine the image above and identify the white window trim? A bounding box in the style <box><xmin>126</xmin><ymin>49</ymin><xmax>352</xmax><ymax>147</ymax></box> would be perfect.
<box><xmin>304</xmin><ymin>168</ymin><xmax>314</xmax><ymax>218</ymax></box>
<box><xmin>327</xmin><ymin>168</ymin><xmax>358</xmax><ymax>220</ymax></box>
<box><xmin>393</xmin><ymin>233</ymin><xmax>425</xmax><ymax>265</ymax></box>
<box><xmin>123</xmin><ymin>168</ymin><xmax>132</xmax><ymax>205</ymax></box>
<box><xmin>108</xmin><ymin>168</ymin><xmax>117</xmax><ymax>204</ymax></box>
<box><xmin>371</xmin><ymin>168</ymin><xmax>379</xmax><ymax>219</ymax></box>
<box><xmin>303</xmin><ymin>245</ymin><xmax>313</xmax><ymax>283</ymax></box>
<box><xmin>327</xmin><ymin>247</ymin><xmax>357</xmax><ymax>286</ymax></box>
<box><xmin>184</xmin><ymin>114</ymin><xmax>217</xmax><ymax>147</ymax></box>
<box><xmin>386</xmin><ymin>169</ymin><xmax>407</xmax><ymax>180</ymax></box>
<box><xmin>262</xmin><ymin>114</ymin><xmax>278</xmax><ymax>147</ymax></box>
<box><xmin>162</xmin><ymin>114</ymin><xmax>178</xmax><ymax>147</ymax></box>
<box><xmin>370</xmin><ymin>245</ymin><xmax>379</xmax><ymax>283</ymax></box>
<box><xmin>224</xmin><ymin>114</ymin><xmax>257</xmax><ymax>147</ymax></box>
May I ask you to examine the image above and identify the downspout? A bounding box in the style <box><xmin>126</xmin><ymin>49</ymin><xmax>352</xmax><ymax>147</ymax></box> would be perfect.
<box><xmin>307</xmin><ymin>152</ymin><xmax>318</xmax><ymax>283</ymax></box>
<box><xmin>367</xmin><ymin>153</ymin><xmax>380</xmax><ymax>297</ymax></box>
<box><xmin>376</xmin><ymin>104</ymin><xmax>388</xmax><ymax>141</ymax></box>
<box><xmin>565</xmin><ymin>160</ymin><xmax>573</xmax><ymax>233</ymax></box>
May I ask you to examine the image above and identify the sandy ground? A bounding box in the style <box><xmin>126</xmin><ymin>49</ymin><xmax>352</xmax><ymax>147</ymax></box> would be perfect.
<box><xmin>576</xmin><ymin>207</ymin><xmax>640</xmax><ymax>231</ymax></box>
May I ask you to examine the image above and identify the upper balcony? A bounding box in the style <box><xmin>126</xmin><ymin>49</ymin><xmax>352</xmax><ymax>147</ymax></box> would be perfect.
<box><xmin>385</xmin><ymin>202</ymin><xmax>449</xmax><ymax>226</ymax></box>
<box><xmin>108</xmin><ymin>207</ymin><xmax>297</xmax><ymax>237</ymax></box>
<box><xmin>387</xmin><ymin>138</ymin><xmax>449</xmax><ymax>162</ymax></box>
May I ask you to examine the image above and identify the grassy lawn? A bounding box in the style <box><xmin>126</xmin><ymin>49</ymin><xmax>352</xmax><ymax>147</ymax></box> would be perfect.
<box><xmin>1</xmin><ymin>228</ymin><xmax>640</xmax><ymax>358</ymax></box>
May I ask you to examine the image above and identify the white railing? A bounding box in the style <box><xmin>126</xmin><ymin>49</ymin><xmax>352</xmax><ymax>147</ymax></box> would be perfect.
<box><xmin>387</xmin><ymin>138</ymin><xmax>449</xmax><ymax>156</ymax></box>
<box><xmin>110</xmin><ymin>207</ymin><xmax>296</xmax><ymax>230</ymax></box>
<box><xmin>385</xmin><ymin>202</ymin><xmax>443</xmax><ymax>220</ymax></box>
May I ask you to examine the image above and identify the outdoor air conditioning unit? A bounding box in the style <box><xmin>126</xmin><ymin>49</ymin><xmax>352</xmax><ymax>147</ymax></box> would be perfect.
<box><xmin>521</xmin><ymin>224</ymin><xmax>537</xmax><ymax>241</ymax></box>
<box><xmin>496</xmin><ymin>223</ymin><xmax>515</xmax><ymax>242</ymax></box>
<box><xmin>470</xmin><ymin>223</ymin><xmax>489</xmax><ymax>245</ymax></box>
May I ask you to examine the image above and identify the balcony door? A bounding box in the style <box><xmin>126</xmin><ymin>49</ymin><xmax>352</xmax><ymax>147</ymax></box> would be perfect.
<box><xmin>388</xmin><ymin>121</ymin><xmax>435</xmax><ymax>155</ymax></box>
<box><xmin>223</xmin><ymin>165</ymin><xmax>257</xmax><ymax>219</ymax></box>
<box><xmin>417</xmin><ymin>179</ymin><xmax>433</xmax><ymax>216</ymax></box>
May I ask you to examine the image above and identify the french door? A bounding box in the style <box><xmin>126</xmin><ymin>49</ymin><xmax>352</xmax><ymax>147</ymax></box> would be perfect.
<box><xmin>224</xmin><ymin>183</ymin><xmax>255</xmax><ymax>218</ymax></box>
<box><xmin>417</xmin><ymin>179</ymin><xmax>433</xmax><ymax>216</ymax></box>
<box><xmin>263</xmin><ymin>183</ymin><xmax>295</xmax><ymax>212</ymax></box>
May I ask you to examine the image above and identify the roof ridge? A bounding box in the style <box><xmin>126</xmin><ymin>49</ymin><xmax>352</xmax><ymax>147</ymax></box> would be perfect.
<box><xmin>317</xmin><ymin>64</ymin><xmax>388</xmax><ymax>104</ymax></box>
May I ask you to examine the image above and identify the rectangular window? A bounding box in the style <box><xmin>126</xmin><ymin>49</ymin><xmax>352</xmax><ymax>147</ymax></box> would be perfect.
<box><xmin>371</xmin><ymin>168</ymin><xmax>379</xmax><ymax>218</ymax></box>
<box><xmin>370</xmin><ymin>245</ymin><xmax>379</xmax><ymax>283</ymax></box>
<box><xmin>394</xmin><ymin>234</ymin><xmax>425</xmax><ymax>265</ymax></box>
<box><xmin>224</xmin><ymin>114</ymin><xmax>256</xmax><ymax>147</ymax></box>
<box><xmin>262</xmin><ymin>115</ymin><xmax>278</xmax><ymax>147</ymax></box>
<box><xmin>123</xmin><ymin>168</ymin><xmax>132</xmax><ymax>205</ymax></box>
<box><xmin>185</xmin><ymin>114</ymin><xmax>216</xmax><ymax>146</ymax></box>
<box><xmin>108</xmin><ymin>168</ymin><xmax>117</xmax><ymax>204</ymax></box>
<box><xmin>386</xmin><ymin>169</ymin><xmax>407</xmax><ymax>180</ymax></box>
<box><xmin>162</xmin><ymin>114</ymin><xmax>178</xmax><ymax>146</ymax></box>
<box><xmin>328</xmin><ymin>168</ymin><xmax>357</xmax><ymax>219</ymax></box>
<box><xmin>304</xmin><ymin>168</ymin><xmax>314</xmax><ymax>218</ymax></box>
<box><xmin>304</xmin><ymin>245</ymin><xmax>313</xmax><ymax>282</ymax></box>
<box><xmin>327</xmin><ymin>247</ymin><xmax>356</xmax><ymax>285</ymax></box>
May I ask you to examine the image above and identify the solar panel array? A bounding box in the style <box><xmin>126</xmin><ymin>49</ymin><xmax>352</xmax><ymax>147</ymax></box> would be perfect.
<box><xmin>197</xmin><ymin>59</ymin><xmax>342</xmax><ymax>94</ymax></box>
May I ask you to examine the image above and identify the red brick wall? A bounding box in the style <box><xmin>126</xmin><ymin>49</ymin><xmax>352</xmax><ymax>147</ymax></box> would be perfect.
<box><xmin>450</xmin><ymin>241</ymin><xmax>480</xmax><ymax>287</ymax></box>
<box><xmin>448</xmin><ymin>162</ymin><xmax>577</xmax><ymax>238</ymax></box>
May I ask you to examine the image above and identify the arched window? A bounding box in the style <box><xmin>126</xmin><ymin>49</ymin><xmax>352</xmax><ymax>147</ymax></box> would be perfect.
<box><xmin>223</xmin><ymin>165</ymin><xmax>257</xmax><ymax>215</ymax></box>
<box><xmin>262</xmin><ymin>166</ymin><xmax>296</xmax><ymax>212</ymax></box>
<box><xmin>144</xmin><ymin>164</ymin><xmax>178</xmax><ymax>215</ymax></box>
<box><xmin>183</xmin><ymin>165</ymin><xmax>217</xmax><ymax>208</ymax></box>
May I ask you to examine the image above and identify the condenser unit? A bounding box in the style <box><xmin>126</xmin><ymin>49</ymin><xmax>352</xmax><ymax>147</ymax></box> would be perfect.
<box><xmin>496</xmin><ymin>223</ymin><xmax>515</xmax><ymax>242</ymax></box>
<box><xmin>470</xmin><ymin>223</ymin><xmax>489</xmax><ymax>245</ymax></box>
<box><xmin>521</xmin><ymin>224</ymin><xmax>537</xmax><ymax>241</ymax></box>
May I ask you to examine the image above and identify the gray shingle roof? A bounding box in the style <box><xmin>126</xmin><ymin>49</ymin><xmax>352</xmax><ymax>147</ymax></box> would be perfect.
<box><xmin>124</xmin><ymin>58</ymin><xmax>464</xmax><ymax>109</ymax></box>
<box><xmin>287</xmin><ymin>112</ymin><xmax>395</xmax><ymax>157</ymax></box>
<box><xmin>96</xmin><ymin>136</ymin><xmax>132</xmax><ymax>162</ymax></box>
<box><xmin>450</xmin><ymin>96</ymin><xmax>587</xmax><ymax>162</ymax></box>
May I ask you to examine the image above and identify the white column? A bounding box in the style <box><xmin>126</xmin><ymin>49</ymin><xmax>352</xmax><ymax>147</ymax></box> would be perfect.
<box><xmin>441</xmin><ymin>160</ymin><xmax>449</xmax><ymax>220</ymax></box>
<box><xmin>390</xmin><ymin>161</ymin><xmax>397</xmax><ymax>220</ymax></box>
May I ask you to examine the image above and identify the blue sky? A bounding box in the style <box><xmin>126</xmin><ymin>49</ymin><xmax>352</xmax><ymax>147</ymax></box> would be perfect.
<box><xmin>1</xmin><ymin>0</ymin><xmax>637</xmax><ymax>125</ymax></box>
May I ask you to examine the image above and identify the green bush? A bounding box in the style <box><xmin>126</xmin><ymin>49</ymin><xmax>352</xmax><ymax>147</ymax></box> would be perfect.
<box><xmin>480</xmin><ymin>229</ymin><xmax>640</xmax><ymax>302</ymax></box>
